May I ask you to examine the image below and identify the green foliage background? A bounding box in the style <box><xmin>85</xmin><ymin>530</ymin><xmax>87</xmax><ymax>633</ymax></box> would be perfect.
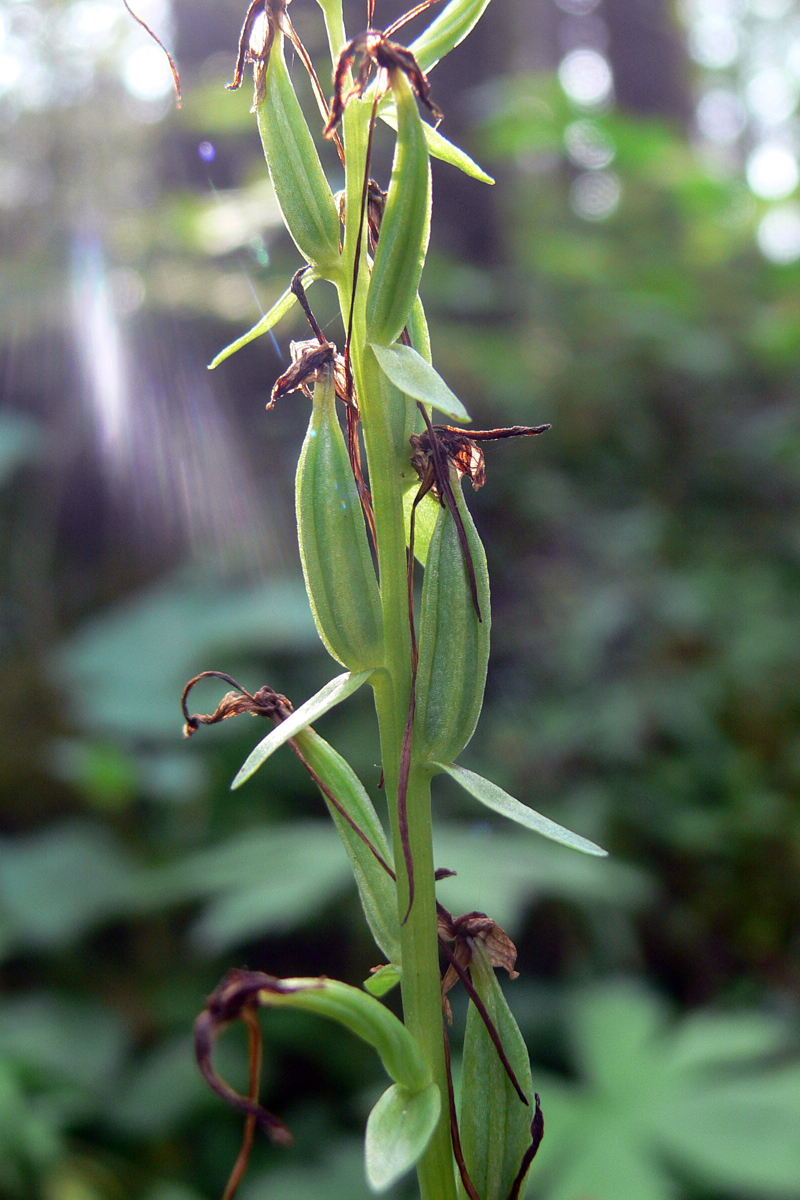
<box><xmin>1</xmin><ymin>2</ymin><xmax>799</xmax><ymax>1198</ymax></box>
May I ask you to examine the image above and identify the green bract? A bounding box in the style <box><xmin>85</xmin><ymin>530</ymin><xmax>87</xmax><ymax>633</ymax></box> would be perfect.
<box><xmin>409</xmin><ymin>0</ymin><xmax>494</xmax><ymax>74</ymax></box>
<box><xmin>296</xmin><ymin>368</ymin><xmax>384</xmax><ymax>671</ymax></box>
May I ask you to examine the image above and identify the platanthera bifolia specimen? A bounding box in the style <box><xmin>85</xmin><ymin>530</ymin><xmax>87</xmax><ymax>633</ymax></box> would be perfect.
<box><xmin>180</xmin><ymin>3</ymin><xmax>607</xmax><ymax>1197</ymax></box>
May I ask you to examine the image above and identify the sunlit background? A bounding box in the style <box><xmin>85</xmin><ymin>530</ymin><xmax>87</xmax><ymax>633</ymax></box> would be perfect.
<box><xmin>2</xmin><ymin>0</ymin><xmax>800</xmax><ymax>1198</ymax></box>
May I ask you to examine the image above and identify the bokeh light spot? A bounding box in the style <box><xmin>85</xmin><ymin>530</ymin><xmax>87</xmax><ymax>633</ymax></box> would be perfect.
<box><xmin>198</xmin><ymin>140</ymin><xmax>216</xmax><ymax>163</ymax></box>
<box><xmin>689</xmin><ymin>17</ymin><xmax>739</xmax><ymax>69</ymax></box>
<box><xmin>570</xmin><ymin>170</ymin><xmax>621</xmax><ymax>220</ymax></box>
<box><xmin>558</xmin><ymin>49</ymin><xmax>613</xmax><ymax>108</ymax></box>
<box><xmin>123</xmin><ymin>43</ymin><xmax>175</xmax><ymax>101</ymax></box>
<box><xmin>564</xmin><ymin>119</ymin><xmax>615</xmax><ymax>169</ymax></box>
<box><xmin>746</xmin><ymin>67</ymin><xmax>797</xmax><ymax>125</ymax></box>
<box><xmin>757</xmin><ymin>202</ymin><xmax>800</xmax><ymax>262</ymax></box>
<box><xmin>696</xmin><ymin>88</ymin><xmax>746</xmax><ymax>144</ymax></box>
<box><xmin>746</xmin><ymin>143</ymin><xmax>799</xmax><ymax>199</ymax></box>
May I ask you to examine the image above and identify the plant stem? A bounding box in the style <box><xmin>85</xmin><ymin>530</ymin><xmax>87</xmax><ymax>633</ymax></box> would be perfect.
<box><xmin>335</xmin><ymin>90</ymin><xmax>458</xmax><ymax>1200</ymax></box>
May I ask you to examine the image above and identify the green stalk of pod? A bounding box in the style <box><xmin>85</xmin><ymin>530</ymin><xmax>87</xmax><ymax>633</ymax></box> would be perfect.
<box><xmin>413</xmin><ymin>476</ymin><xmax>490</xmax><ymax>765</ymax></box>
<box><xmin>366</xmin><ymin>69</ymin><xmax>432</xmax><ymax>347</ymax></box>
<box><xmin>296</xmin><ymin>367</ymin><xmax>384</xmax><ymax>671</ymax></box>
<box><xmin>256</xmin><ymin>31</ymin><xmax>341</xmax><ymax>273</ymax></box>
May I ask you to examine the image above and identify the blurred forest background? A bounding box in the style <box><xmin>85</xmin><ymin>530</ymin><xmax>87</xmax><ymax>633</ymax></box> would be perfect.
<box><xmin>2</xmin><ymin>0</ymin><xmax>800</xmax><ymax>1197</ymax></box>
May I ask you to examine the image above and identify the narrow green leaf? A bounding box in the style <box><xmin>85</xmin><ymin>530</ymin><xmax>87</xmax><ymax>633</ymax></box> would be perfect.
<box><xmin>370</xmin><ymin>343</ymin><xmax>471</xmax><ymax>422</ymax></box>
<box><xmin>409</xmin><ymin>0</ymin><xmax>494</xmax><ymax>74</ymax></box>
<box><xmin>365</xmin><ymin>1082</ymin><xmax>441</xmax><ymax>1192</ymax></box>
<box><xmin>435</xmin><ymin>763</ymin><xmax>608</xmax><ymax>856</ymax></box>
<box><xmin>380</xmin><ymin>108</ymin><xmax>494</xmax><ymax>184</ymax></box>
<box><xmin>231</xmin><ymin>670</ymin><xmax>374</xmax><ymax>788</ymax></box>
<box><xmin>364</xmin><ymin>964</ymin><xmax>402</xmax><ymax>997</ymax></box>
<box><xmin>208</xmin><ymin>284</ymin><xmax>298</xmax><ymax>369</ymax></box>
<box><xmin>424</xmin><ymin>123</ymin><xmax>495</xmax><ymax>183</ymax></box>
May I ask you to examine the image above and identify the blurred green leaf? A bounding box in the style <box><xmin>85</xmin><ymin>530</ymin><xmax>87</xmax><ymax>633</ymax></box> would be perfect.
<box><xmin>531</xmin><ymin>982</ymin><xmax>800</xmax><ymax>1200</ymax></box>
<box><xmin>0</xmin><ymin>411</ymin><xmax>41</xmax><ymax>485</ymax></box>
<box><xmin>432</xmin><ymin>824</ymin><xmax>652</xmax><ymax>933</ymax></box>
<box><xmin>50</xmin><ymin>572</ymin><xmax>317</xmax><ymax>739</ymax></box>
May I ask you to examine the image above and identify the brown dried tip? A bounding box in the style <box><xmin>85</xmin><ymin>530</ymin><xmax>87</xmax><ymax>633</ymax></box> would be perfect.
<box><xmin>194</xmin><ymin>969</ymin><xmax>295</xmax><ymax>1147</ymax></box>
<box><xmin>122</xmin><ymin>0</ymin><xmax>181</xmax><ymax>107</ymax></box>
<box><xmin>182</xmin><ymin>671</ymin><xmax>292</xmax><ymax>738</ymax></box>
<box><xmin>324</xmin><ymin>30</ymin><xmax>441</xmax><ymax>137</ymax></box>
<box><xmin>270</xmin><ymin>340</ymin><xmax>351</xmax><ymax>409</ymax></box>
<box><xmin>227</xmin><ymin>0</ymin><xmax>290</xmax><ymax>103</ymax></box>
<box><xmin>507</xmin><ymin>1094</ymin><xmax>545</xmax><ymax>1200</ymax></box>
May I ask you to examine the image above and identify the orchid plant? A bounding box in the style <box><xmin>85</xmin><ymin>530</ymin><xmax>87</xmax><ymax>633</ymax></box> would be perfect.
<box><xmin>181</xmin><ymin>1</ymin><xmax>607</xmax><ymax>1197</ymax></box>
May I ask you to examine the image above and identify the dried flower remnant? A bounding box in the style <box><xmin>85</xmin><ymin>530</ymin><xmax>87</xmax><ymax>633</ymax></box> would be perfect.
<box><xmin>195</xmin><ymin>969</ymin><xmax>295</xmax><ymax>1146</ymax></box>
<box><xmin>183</xmin><ymin>673</ymin><xmax>394</xmax><ymax>877</ymax></box>
<box><xmin>269</xmin><ymin>339</ymin><xmax>349</xmax><ymax>408</ymax></box>
<box><xmin>227</xmin><ymin>0</ymin><xmax>286</xmax><ymax>100</ymax></box>
<box><xmin>435</xmin><ymin>904</ymin><xmax>527</xmax><ymax>1105</ymax></box>
<box><xmin>324</xmin><ymin>30</ymin><xmax>442</xmax><ymax>137</ymax></box>
<box><xmin>410</xmin><ymin>422</ymin><xmax>552</xmax><ymax>498</ymax></box>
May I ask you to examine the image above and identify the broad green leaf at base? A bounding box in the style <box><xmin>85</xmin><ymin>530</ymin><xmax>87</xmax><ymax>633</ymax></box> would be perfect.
<box><xmin>434</xmin><ymin>763</ymin><xmax>607</xmax><ymax>855</ymax></box>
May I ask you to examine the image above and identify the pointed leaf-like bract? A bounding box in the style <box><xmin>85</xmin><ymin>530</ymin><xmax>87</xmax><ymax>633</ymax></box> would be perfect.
<box><xmin>459</xmin><ymin>941</ymin><xmax>534</xmax><ymax>1200</ymax></box>
<box><xmin>410</xmin><ymin>0</ymin><xmax>493</xmax><ymax>74</ymax></box>
<box><xmin>208</xmin><ymin>284</ymin><xmax>299</xmax><ymax>369</ymax></box>
<box><xmin>436</xmin><ymin>763</ymin><xmax>608</xmax><ymax>856</ymax></box>
<box><xmin>366</xmin><ymin>1082</ymin><xmax>441</xmax><ymax>1193</ymax></box>
<box><xmin>231</xmin><ymin>670</ymin><xmax>374</xmax><ymax>788</ymax></box>
<box><xmin>364</xmin><ymin>963</ymin><xmax>402</xmax><ymax>997</ymax></box>
<box><xmin>370</xmin><ymin>343</ymin><xmax>471</xmax><ymax>423</ymax></box>
<box><xmin>380</xmin><ymin>106</ymin><xmax>494</xmax><ymax>184</ymax></box>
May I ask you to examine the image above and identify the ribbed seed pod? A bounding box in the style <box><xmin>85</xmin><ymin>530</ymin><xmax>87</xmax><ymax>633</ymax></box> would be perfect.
<box><xmin>458</xmin><ymin>942</ymin><xmax>535</xmax><ymax>1200</ymax></box>
<box><xmin>256</xmin><ymin>32</ymin><xmax>341</xmax><ymax>273</ymax></box>
<box><xmin>414</xmin><ymin>477</ymin><xmax>490</xmax><ymax>764</ymax></box>
<box><xmin>366</xmin><ymin>68</ymin><xmax>431</xmax><ymax>347</ymax></box>
<box><xmin>296</xmin><ymin>368</ymin><xmax>384</xmax><ymax>671</ymax></box>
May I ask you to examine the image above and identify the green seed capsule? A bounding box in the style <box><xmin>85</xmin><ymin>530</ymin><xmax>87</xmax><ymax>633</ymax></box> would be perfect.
<box><xmin>458</xmin><ymin>942</ymin><xmax>535</xmax><ymax>1200</ymax></box>
<box><xmin>414</xmin><ymin>477</ymin><xmax>490</xmax><ymax>765</ymax></box>
<box><xmin>366</xmin><ymin>68</ymin><xmax>431</xmax><ymax>347</ymax></box>
<box><xmin>296</xmin><ymin>368</ymin><xmax>384</xmax><ymax>671</ymax></box>
<box><xmin>256</xmin><ymin>32</ymin><xmax>341</xmax><ymax>273</ymax></box>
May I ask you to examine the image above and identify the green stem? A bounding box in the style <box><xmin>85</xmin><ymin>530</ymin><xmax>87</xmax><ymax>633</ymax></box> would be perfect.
<box><xmin>335</xmin><ymin>93</ymin><xmax>458</xmax><ymax>1200</ymax></box>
